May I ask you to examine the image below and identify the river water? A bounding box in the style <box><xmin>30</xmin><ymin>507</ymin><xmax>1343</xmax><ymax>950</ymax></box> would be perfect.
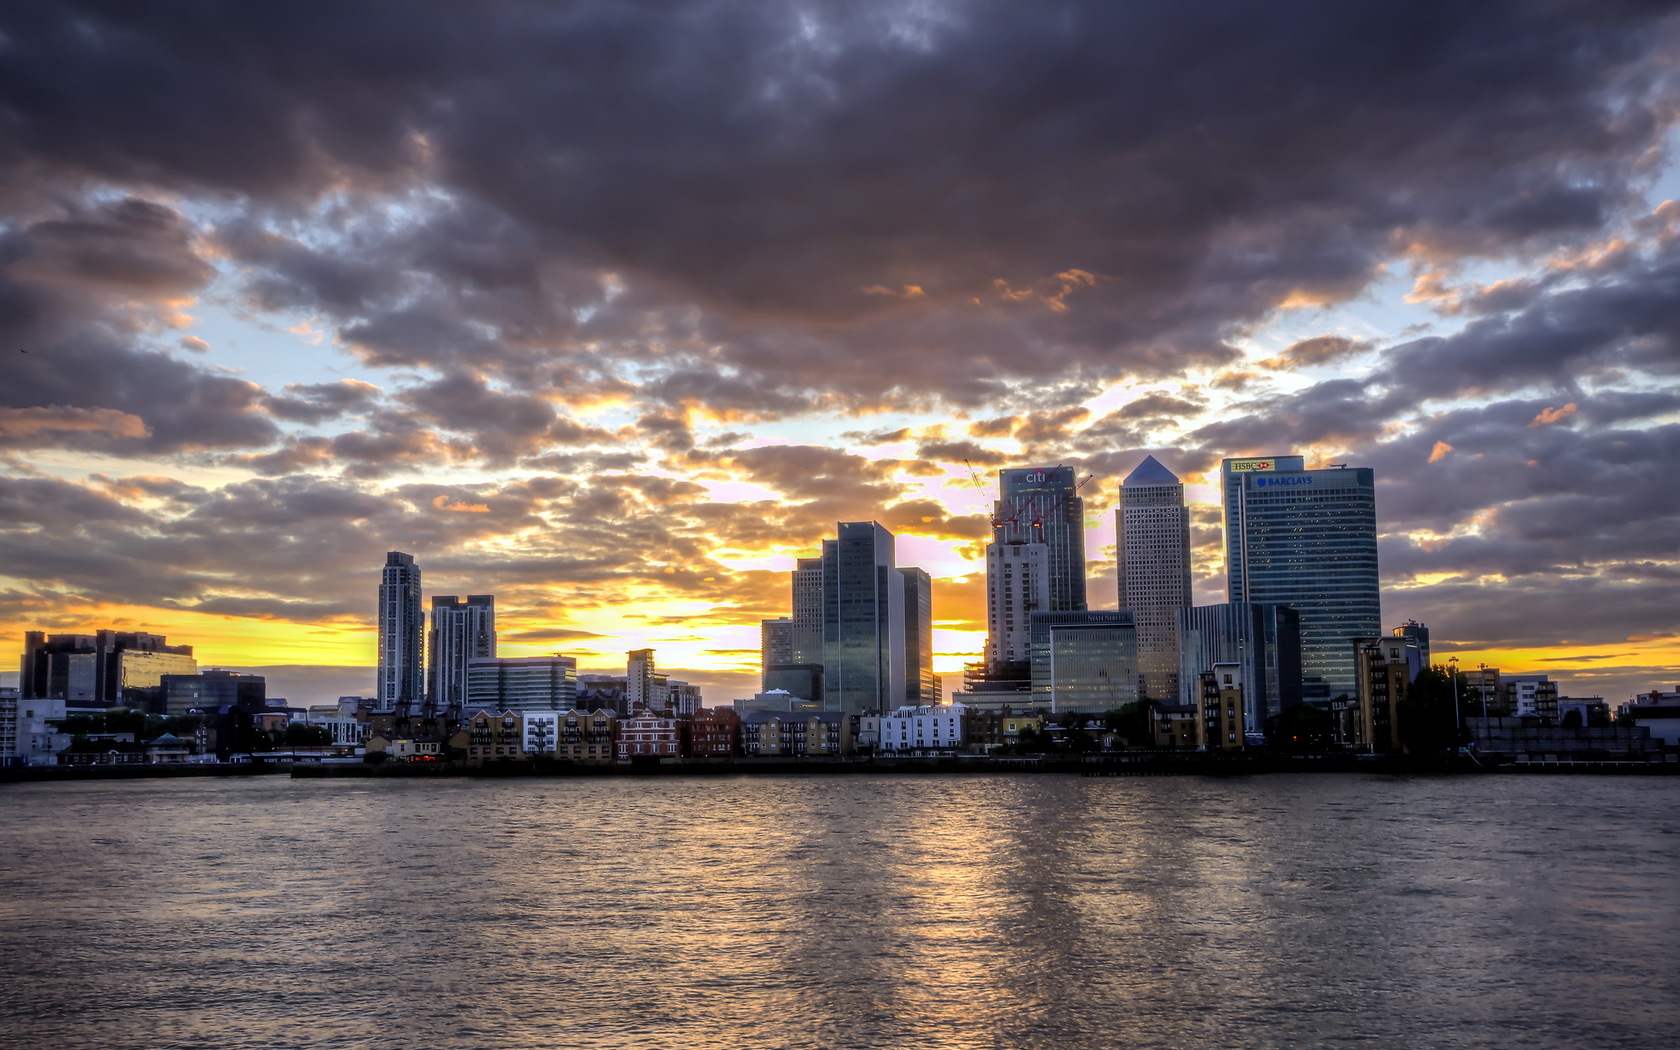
<box><xmin>1</xmin><ymin>773</ymin><xmax>1675</xmax><ymax>1049</ymax></box>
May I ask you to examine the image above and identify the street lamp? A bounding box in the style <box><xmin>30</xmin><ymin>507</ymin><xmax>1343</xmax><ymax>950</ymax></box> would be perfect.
<box><xmin>1478</xmin><ymin>662</ymin><xmax>1490</xmax><ymax>721</ymax></box>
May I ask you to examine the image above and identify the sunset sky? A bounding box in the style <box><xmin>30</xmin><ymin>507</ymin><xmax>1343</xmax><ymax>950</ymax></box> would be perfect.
<box><xmin>2</xmin><ymin>1</ymin><xmax>1678</xmax><ymax>705</ymax></box>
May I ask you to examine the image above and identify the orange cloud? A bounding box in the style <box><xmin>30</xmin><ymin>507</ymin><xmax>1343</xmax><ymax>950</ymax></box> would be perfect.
<box><xmin>432</xmin><ymin>494</ymin><xmax>491</xmax><ymax>512</ymax></box>
<box><xmin>0</xmin><ymin>406</ymin><xmax>150</xmax><ymax>440</ymax></box>
<box><xmin>1428</xmin><ymin>440</ymin><xmax>1453</xmax><ymax>463</ymax></box>
<box><xmin>1528</xmin><ymin>403</ymin><xmax>1578</xmax><ymax>427</ymax></box>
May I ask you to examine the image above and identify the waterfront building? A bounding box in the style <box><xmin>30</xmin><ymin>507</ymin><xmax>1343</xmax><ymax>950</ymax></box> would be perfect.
<box><xmin>1618</xmin><ymin>688</ymin><xmax>1680</xmax><ymax>745</ymax></box>
<box><xmin>428</xmin><ymin>594</ymin><xmax>495</xmax><ymax>714</ymax></box>
<box><xmin>161</xmin><ymin>669</ymin><xmax>266</xmax><ymax>716</ymax></box>
<box><xmin>994</xmin><ymin>466</ymin><xmax>1087</xmax><ymax>614</ymax></box>
<box><xmin>821</xmin><ymin>522</ymin><xmax>907</xmax><ymax>713</ymax></box>
<box><xmin>1196</xmin><ymin>664</ymin><xmax>1247</xmax><ymax>750</ymax></box>
<box><xmin>1222</xmin><ymin>458</ymin><xmax>1380</xmax><ymax>700</ymax></box>
<box><xmin>377</xmin><ymin>552</ymin><xmax>424</xmax><ymax>711</ymax></box>
<box><xmin>554</xmin><ymin>708</ymin><xmax>617</xmax><ymax>763</ymax></box>
<box><xmin>1352</xmin><ymin>639</ymin><xmax>1408</xmax><ymax>752</ymax></box>
<box><xmin>900</xmin><ymin>566</ymin><xmax>936</xmax><ymax>704</ymax></box>
<box><xmin>1502</xmin><ymin>675</ymin><xmax>1559</xmax><ymax>721</ymax></box>
<box><xmin>690</xmin><ymin>707</ymin><xmax>742</xmax><ymax>757</ymax></box>
<box><xmin>878</xmin><ymin>703</ymin><xmax>968</xmax><ymax>754</ymax></box>
<box><xmin>458</xmin><ymin>710</ymin><xmax>525</xmax><ymax>762</ymax></box>
<box><xmin>1029</xmin><ymin>610</ymin><xmax>1138</xmax><ymax>712</ymax></box>
<box><xmin>1151</xmin><ymin>704</ymin><xmax>1200</xmax><ymax>748</ymax></box>
<box><xmin>0</xmin><ymin>687</ymin><xmax>16</xmax><ymax>766</ymax></box>
<box><xmin>467</xmin><ymin>655</ymin><xmax>578</xmax><ymax>713</ymax></box>
<box><xmin>1177</xmin><ymin>602</ymin><xmax>1301</xmax><ymax>736</ymax></box>
<box><xmin>1117</xmin><ymin>455</ymin><xmax>1193</xmax><ymax>702</ymax></box>
<box><xmin>302</xmin><ymin>699</ymin><xmax>369</xmax><ymax>747</ymax></box>
<box><xmin>20</xmin><ymin>630</ymin><xmax>197</xmax><ymax>710</ymax></box>
<box><xmin>616</xmin><ymin>711</ymin><xmax>685</xmax><ymax>759</ymax></box>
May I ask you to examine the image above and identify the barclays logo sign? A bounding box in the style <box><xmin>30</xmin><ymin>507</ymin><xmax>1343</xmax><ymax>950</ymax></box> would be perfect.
<box><xmin>1256</xmin><ymin>475</ymin><xmax>1312</xmax><ymax>487</ymax></box>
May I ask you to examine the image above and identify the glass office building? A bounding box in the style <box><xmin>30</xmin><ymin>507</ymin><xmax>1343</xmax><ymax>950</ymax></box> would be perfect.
<box><xmin>1223</xmin><ymin>461</ymin><xmax>1380</xmax><ymax>700</ymax></box>
<box><xmin>1029</xmin><ymin>610</ymin><xmax>1138</xmax><ymax>712</ymax></box>
<box><xmin>821</xmin><ymin>521</ymin><xmax>906</xmax><ymax>712</ymax></box>
<box><xmin>1177</xmin><ymin>602</ymin><xmax>1302</xmax><ymax>734</ymax></box>
<box><xmin>995</xmin><ymin>466</ymin><xmax>1087</xmax><ymax>615</ymax></box>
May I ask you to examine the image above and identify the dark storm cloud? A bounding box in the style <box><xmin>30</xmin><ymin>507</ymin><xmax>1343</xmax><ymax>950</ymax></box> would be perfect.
<box><xmin>4</xmin><ymin>0</ymin><xmax>1675</xmax><ymax>414</ymax></box>
<box><xmin>0</xmin><ymin>197</ymin><xmax>278</xmax><ymax>453</ymax></box>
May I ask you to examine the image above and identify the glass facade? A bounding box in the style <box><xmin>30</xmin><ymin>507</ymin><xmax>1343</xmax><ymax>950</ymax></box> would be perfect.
<box><xmin>995</xmin><ymin>466</ymin><xmax>1087</xmax><ymax>614</ymax></box>
<box><xmin>1226</xmin><ymin>465</ymin><xmax>1380</xmax><ymax>700</ymax></box>
<box><xmin>467</xmin><ymin>656</ymin><xmax>578</xmax><ymax>713</ymax></box>
<box><xmin>899</xmin><ymin>566</ymin><xmax>936</xmax><ymax>704</ymax></box>
<box><xmin>821</xmin><ymin>522</ymin><xmax>906</xmax><ymax>712</ymax></box>
<box><xmin>378</xmin><ymin>552</ymin><xmax>424</xmax><ymax>708</ymax></box>
<box><xmin>1029</xmin><ymin>611</ymin><xmax>1137</xmax><ymax>712</ymax></box>
<box><xmin>1177</xmin><ymin>602</ymin><xmax>1302</xmax><ymax>733</ymax></box>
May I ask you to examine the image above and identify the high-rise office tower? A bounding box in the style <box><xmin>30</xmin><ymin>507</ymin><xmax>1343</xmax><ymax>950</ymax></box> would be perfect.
<box><xmin>1222</xmin><ymin>458</ymin><xmax>1380</xmax><ymax>700</ymax></box>
<box><xmin>986</xmin><ymin>541</ymin><xmax>1050</xmax><ymax>669</ymax></box>
<box><xmin>428</xmin><ymin>594</ymin><xmax>495</xmax><ymax>714</ymax></box>
<box><xmin>760</xmin><ymin>617</ymin><xmax>794</xmax><ymax>689</ymax></box>
<box><xmin>378</xmin><ymin>552</ymin><xmax>424</xmax><ymax>711</ymax></box>
<box><xmin>994</xmin><ymin>466</ymin><xmax>1087</xmax><ymax>614</ymax></box>
<box><xmin>1028</xmin><ymin>610</ymin><xmax>1138</xmax><ymax>712</ymax></box>
<box><xmin>899</xmin><ymin>566</ymin><xmax>936</xmax><ymax>704</ymax></box>
<box><xmin>791</xmin><ymin>557</ymin><xmax>824</xmax><ymax>663</ymax></box>
<box><xmin>1221</xmin><ymin>455</ymin><xmax>1304</xmax><ymax>599</ymax></box>
<box><xmin>1117</xmin><ymin>455</ymin><xmax>1192</xmax><ymax>701</ymax></box>
<box><xmin>821</xmin><ymin>521</ymin><xmax>906</xmax><ymax>712</ymax></box>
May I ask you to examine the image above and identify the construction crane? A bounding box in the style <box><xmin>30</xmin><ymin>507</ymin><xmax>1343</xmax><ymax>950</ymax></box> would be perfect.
<box><xmin>1024</xmin><ymin>472</ymin><xmax>1094</xmax><ymax>530</ymax></box>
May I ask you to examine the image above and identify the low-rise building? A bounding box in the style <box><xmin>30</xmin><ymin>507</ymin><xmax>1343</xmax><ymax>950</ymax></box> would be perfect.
<box><xmin>878</xmin><ymin>703</ymin><xmax>967</xmax><ymax>754</ymax></box>
<box><xmin>1619</xmin><ymin>688</ymin><xmax>1680</xmax><ymax>746</ymax></box>
<box><xmin>616</xmin><ymin>712</ymin><xmax>684</xmax><ymax>760</ymax></box>
<box><xmin>1197</xmin><ymin>663</ymin><xmax>1246</xmax><ymax>751</ymax></box>
<box><xmin>690</xmin><ymin>707</ymin><xmax>741</xmax><ymax>757</ymax></box>
<box><xmin>1151</xmin><ymin>704</ymin><xmax>1198</xmax><ymax>748</ymax></box>
<box><xmin>1353</xmin><ymin>640</ymin><xmax>1406</xmax><ymax>752</ymax></box>
<box><xmin>458</xmin><ymin>710</ymin><xmax>527</xmax><ymax>762</ymax></box>
<box><xmin>555</xmin><ymin>708</ymin><xmax>617</xmax><ymax>763</ymax></box>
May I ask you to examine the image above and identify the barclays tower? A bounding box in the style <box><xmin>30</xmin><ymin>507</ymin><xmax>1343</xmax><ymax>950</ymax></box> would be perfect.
<box><xmin>1223</xmin><ymin>458</ymin><xmax>1380</xmax><ymax>701</ymax></box>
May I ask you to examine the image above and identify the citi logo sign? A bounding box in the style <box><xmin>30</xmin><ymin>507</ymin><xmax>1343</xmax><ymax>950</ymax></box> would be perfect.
<box><xmin>1024</xmin><ymin>471</ymin><xmax>1048</xmax><ymax>483</ymax></box>
<box><xmin>1257</xmin><ymin>476</ymin><xmax>1312</xmax><ymax>487</ymax></box>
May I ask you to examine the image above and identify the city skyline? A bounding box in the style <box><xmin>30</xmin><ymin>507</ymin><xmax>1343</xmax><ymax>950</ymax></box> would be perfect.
<box><xmin>2</xmin><ymin>2</ymin><xmax>1678</xmax><ymax>705</ymax></box>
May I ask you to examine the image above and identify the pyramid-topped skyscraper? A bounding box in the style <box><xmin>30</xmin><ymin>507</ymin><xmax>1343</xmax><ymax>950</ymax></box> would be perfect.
<box><xmin>1117</xmin><ymin>456</ymin><xmax>1192</xmax><ymax>701</ymax></box>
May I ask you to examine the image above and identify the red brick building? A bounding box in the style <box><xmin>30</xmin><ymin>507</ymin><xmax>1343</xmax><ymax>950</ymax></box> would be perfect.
<box><xmin>689</xmin><ymin>707</ymin><xmax>741</xmax><ymax>757</ymax></box>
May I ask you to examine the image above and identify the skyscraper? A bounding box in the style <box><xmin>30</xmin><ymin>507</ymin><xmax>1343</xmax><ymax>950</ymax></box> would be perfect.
<box><xmin>899</xmin><ymin>566</ymin><xmax>935</xmax><ymax>704</ymax></box>
<box><xmin>1222</xmin><ymin>459</ymin><xmax>1380</xmax><ymax>700</ymax></box>
<box><xmin>791</xmin><ymin>556</ymin><xmax>824</xmax><ymax>664</ymax></box>
<box><xmin>428</xmin><ymin>594</ymin><xmax>495</xmax><ymax>714</ymax></box>
<box><xmin>986</xmin><ymin>541</ymin><xmax>1049</xmax><ymax>668</ymax></box>
<box><xmin>377</xmin><ymin>552</ymin><xmax>424</xmax><ymax>711</ymax></box>
<box><xmin>760</xmin><ymin>617</ymin><xmax>794</xmax><ymax>690</ymax></box>
<box><xmin>821</xmin><ymin>521</ymin><xmax>906</xmax><ymax>712</ymax></box>
<box><xmin>994</xmin><ymin>466</ymin><xmax>1087</xmax><ymax>614</ymax></box>
<box><xmin>1117</xmin><ymin>455</ymin><xmax>1192</xmax><ymax>701</ymax></box>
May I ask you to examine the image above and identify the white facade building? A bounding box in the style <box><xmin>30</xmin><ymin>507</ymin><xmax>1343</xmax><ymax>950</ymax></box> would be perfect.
<box><xmin>987</xmin><ymin>542</ymin><xmax>1051</xmax><ymax>667</ymax></box>
<box><xmin>879</xmin><ymin>703</ymin><xmax>968</xmax><ymax>754</ymax></box>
